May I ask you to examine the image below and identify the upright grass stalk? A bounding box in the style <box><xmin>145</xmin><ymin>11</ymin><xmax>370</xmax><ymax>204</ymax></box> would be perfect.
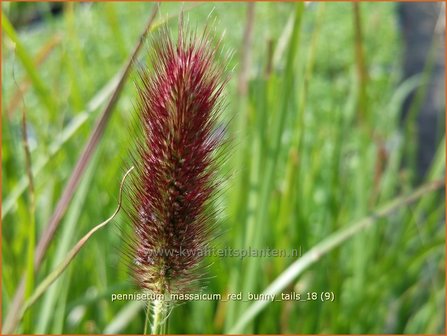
<box><xmin>225</xmin><ymin>3</ymin><xmax>255</xmax><ymax>330</ymax></box>
<box><xmin>18</xmin><ymin>72</ymin><xmax>36</xmax><ymax>333</ymax></box>
<box><xmin>124</xmin><ymin>21</ymin><xmax>228</xmax><ymax>334</ymax></box>
<box><xmin>352</xmin><ymin>3</ymin><xmax>369</xmax><ymax>124</ymax></box>
<box><xmin>233</xmin><ymin>4</ymin><xmax>304</xmax><ymax>332</ymax></box>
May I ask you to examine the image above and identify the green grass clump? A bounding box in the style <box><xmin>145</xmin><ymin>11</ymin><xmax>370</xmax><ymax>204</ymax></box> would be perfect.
<box><xmin>2</xmin><ymin>2</ymin><xmax>444</xmax><ymax>334</ymax></box>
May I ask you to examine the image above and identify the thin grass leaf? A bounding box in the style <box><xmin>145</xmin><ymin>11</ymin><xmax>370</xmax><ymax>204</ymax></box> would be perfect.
<box><xmin>17</xmin><ymin>73</ymin><xmax>36</xmax><ymax>333</ymax></box>
<box><xmin>352</xmin><ymin>3</ymin><xmax>369</xmax><ymax>123</ymax></box>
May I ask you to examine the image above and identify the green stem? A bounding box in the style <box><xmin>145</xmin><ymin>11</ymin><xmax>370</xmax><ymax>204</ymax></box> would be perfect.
<box><xmin>151</xmin><ymin>298</ymin><xmax>167</xmax><ymax>334</ymax></box>
<box><xmin>143</xmin><ymin>303</ymin><xmax>150</xmax><ymax>335</ymax></box>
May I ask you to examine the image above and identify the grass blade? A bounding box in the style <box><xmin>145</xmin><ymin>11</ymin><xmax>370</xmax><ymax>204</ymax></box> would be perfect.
<box><xmin>18</xmin><ymin>75</ymin><xmax>36</xmax><ymax>333</ymax></box>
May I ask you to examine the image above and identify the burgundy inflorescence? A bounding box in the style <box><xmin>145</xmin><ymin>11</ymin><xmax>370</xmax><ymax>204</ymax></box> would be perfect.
<box><xmin>125</xmin><ymin>25</ymin><xmax>227</xmax><ymax>296</ymax></box>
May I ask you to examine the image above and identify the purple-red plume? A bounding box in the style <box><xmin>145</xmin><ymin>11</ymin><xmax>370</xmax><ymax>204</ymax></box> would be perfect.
<box><xmin>124</xmin><ymin>23</ymin><xmax>227</xmax><ymax>297</ymax></box>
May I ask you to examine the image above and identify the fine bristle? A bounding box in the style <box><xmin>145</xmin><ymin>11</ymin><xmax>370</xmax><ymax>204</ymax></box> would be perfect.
<box><xmin>124</xmin><ymin>23</ymin><xmax>227</xmax><ymax>297</ymax></box>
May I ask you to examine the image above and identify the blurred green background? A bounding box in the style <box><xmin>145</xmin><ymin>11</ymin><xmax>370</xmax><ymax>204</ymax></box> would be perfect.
<box><xmin>2</xmin><ymin>2</ymin><xmax>445</xmax><ymax>334</ymax></box>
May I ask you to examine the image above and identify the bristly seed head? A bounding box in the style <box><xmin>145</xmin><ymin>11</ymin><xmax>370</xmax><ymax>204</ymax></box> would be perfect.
<box><xmin>124</xmin><ymin>22</ymin><xmax>228</xmax><ymax>297</ymax></box>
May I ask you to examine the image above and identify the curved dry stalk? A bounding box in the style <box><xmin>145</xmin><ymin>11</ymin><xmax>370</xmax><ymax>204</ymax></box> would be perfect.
<box><xmin>9</xmin><ymin>166</ymin><xmax>135</xmax><ymax>334</ymax></box>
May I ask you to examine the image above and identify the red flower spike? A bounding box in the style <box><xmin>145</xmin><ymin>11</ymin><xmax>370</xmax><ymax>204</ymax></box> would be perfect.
<box><xmin>124</xmin><ymin>24</ymin><xmax>228</xmax><ymax>298</ymax></box>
